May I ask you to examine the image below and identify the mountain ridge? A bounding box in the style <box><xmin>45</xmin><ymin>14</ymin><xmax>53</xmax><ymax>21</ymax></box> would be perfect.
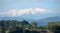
<box><xmin>0</xmin><ymin>16</ymin><xmax>60</xmax><ymax>26</ymax></box>
<box><xmin>37</xmin><ymin>16</ymin><xmax>60</xmax><ymax>26</ymax></box>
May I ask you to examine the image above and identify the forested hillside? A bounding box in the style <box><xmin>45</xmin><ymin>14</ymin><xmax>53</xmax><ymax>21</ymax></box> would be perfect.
<box><xmin>0</xmin><ymin>20</ymin><xmax>60</xmax><ymax>33</ymax></box>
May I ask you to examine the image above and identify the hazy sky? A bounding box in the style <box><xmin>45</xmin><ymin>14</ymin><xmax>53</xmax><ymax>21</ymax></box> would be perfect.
<box><xmin>0</xmin><ymin>0</ymin><xmax>60</xmax><ymax>19</ymax></box>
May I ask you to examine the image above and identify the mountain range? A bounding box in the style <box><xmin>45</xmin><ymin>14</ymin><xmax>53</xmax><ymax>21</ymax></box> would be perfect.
<box><xmin>37</xmin><ymin>17</ymin><xmax>60</xmax><ymax>26</ymax></box>
<box><xmin>0</xmin><ymin>16</ymin><xmax>60</xmax><ymax>26</ymax></box>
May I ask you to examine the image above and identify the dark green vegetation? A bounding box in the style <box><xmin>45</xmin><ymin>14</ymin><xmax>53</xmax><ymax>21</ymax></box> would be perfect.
<box><xmin>0</xmin><ymin>20</ymin><xmax>60</xmax><ymax>33</ymax></box>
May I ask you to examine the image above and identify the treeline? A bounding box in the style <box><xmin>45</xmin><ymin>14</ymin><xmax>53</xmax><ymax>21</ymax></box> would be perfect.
<box><xmin>0</xmin><ymin>20</ymin><xmax>39</xmax><ymax>33</ymax></box>
<box><xmin>0</xmin><ymin>20</ymin><xmax>60</xmax><ymax>33</ymax></box>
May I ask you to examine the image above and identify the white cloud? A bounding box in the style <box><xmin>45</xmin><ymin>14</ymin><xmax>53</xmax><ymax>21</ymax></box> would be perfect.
<box><xmin>17</xmin><ymin>8</ymin><xmax>32</xmax><ymax>16</ymax></box>
<box><xmin>0</xmin><ymin>7</ymin><xmax>46</xmax><ymax>17</ymax></box>
<box><xmin>34</xmin><ymin>8</ymin><xmax>46</xmax><ymax>13</ymax></box>
<box><xmin>9</xmin><ymin>9</ymin><xmax>17</xmax><ymax>16</ymax></box>
<box><xmin>0</xmin><ymin>9</ymin><xmax>17</xmax><ymax>17</ymax></box>
<box><xmin>30</xmin><ymin>8</ymin><xmax>47</xmax><ymax>15</ymax></box>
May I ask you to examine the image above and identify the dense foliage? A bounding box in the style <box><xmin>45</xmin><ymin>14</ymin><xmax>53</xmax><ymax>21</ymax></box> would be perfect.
<box><xmin>0</xmin><ymin>20</ymin><xmax>60</xmax><ymax>33</ymax></box>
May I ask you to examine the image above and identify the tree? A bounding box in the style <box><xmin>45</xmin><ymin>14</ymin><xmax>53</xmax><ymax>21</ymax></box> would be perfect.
<box><xmin>31</xmin><ymin>22</ymin><xmax>37</xmax><ymax>30</ymax></box>
<box><xmin>21</xmin><ymin>20</ymin><xmax>29</xmax><ymax>33</ymax></box>
<box><xmin>0</xmin><ymin>26</ymin><xmax>2</xmax><ymax>33</ymax></box>
<box><xmin>21</xmin><ymin>20</ymin><xmax>29</xmax><ymax>25</ymax></box>
<box><xmin>48</xmin><ymin>25</ymin><xmax>60</xmax><ymax>33</ymax></box>
<box><xmin>5</xmin><ymin>30</ymin><xmax>10</xmax><ymax>33</ymax></box>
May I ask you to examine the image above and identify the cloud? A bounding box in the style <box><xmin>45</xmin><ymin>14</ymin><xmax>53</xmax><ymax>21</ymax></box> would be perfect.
<box><xmin>0</xmin><ymin>9</ymin><xmax>17</xmax><ymax>17</ymax></box>
<box><xmin>35</xmin><ymin>8</ymin><xmax>46</xmax><ymax>13</ymax></box>
<box><xmin>30</xmin><ymin>8</ymin><xmax>46</xmax><ymax>15</ymax></box>
<box><xmin>0</xmin><ymin>8</ymin><xmax>46</xmax><ymax>17</ymax></box>
<box><xmin>17</xmin><ymin>8</ymin><xmax>32</xmax><ymax>16</ymax></box>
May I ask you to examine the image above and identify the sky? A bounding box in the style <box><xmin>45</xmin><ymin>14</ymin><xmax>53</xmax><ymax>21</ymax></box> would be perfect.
<box><xmin>0</xmin><ymin>0</ymin><xmax>60</xmax><ymax>19</ymax></box>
